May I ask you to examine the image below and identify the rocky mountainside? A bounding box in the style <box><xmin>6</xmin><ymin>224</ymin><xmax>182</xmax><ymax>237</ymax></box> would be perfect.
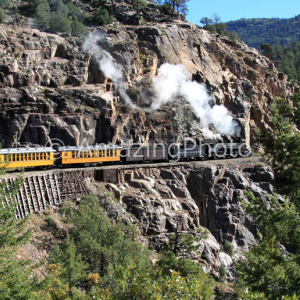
<box><xmin>82</xmin><ymin>157</ymin><xmax>276</xmax><ymax>279</ymax></box>
<box><xmin>0</xmin><ymin>4</ymin><xmax>293</xmax><ymax>147</ymax></box>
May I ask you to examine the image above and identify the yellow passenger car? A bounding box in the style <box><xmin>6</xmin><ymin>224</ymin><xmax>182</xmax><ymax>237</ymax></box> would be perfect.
<box><xmin>0</xmin><ymin>147</ymin><xmax>55</xmax><ymax>169</ymax></box>
<box><xmin>58</xmin><ymin>144</ymin><xmax>121</xmax><ymax>165</ymax></box>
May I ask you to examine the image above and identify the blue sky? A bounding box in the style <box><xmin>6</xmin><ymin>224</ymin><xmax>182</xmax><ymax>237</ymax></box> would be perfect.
<box><xmin>186</xmin><ymin>0</ymin><xmax>300</xmax><ymax>24</ymax></box>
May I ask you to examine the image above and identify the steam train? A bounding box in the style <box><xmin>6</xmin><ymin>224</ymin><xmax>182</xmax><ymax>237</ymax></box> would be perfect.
<box><xmin>0</xmin><ymin>139</ymin><xmax>251</xmax><ymax>170</ymax></box>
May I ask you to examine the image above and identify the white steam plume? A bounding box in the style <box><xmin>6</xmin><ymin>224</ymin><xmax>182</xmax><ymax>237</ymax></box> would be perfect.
<box><xmin>150</xmin><ymin>63</ymin><xmax>239</xmax><ymax>137</ymax></box>
<box><xmin>82</xmin><ymin>31</ymin><xmax>139</xmax><ymax>109</ymax></box>
<box><xmin>82</xmin><ymin>32</ymin><xmax>240</xmax><ymax>138</ymax></box>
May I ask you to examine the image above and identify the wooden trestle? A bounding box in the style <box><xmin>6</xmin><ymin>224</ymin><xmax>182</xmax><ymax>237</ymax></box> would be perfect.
<box><xmin>1</xmin><ymin>170</ymin><xmax>88</xmax><ymax>219</ymax></box>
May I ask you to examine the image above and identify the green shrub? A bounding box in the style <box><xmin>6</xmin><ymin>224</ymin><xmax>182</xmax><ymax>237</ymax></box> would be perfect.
<box><xmin>49</xmin><ymin>13</ymin><xmax>71</xmax><ymax>33</ymax></box>
<box><xmin>0</xmin><ymin>0</ymin><xmax>9</xmax><ymax>8</ymax></box>
<box><xmin>35</xmin><ymin>1</ymin><xmax>50</xmax><ymax>29</ymax></box>
<box><xmin>71</xmin><ymin>16</ymin><xmax>86</xmax><ymax>37</ymax></box>
<box><xmin>127</xmin><ymin>86</ymin><xmax>138</xmax><ymax>102</ymax></box>
<box><xmin>223</xmin><ymin>240</ymin><xmax>234</xmax><ymax>257</ymax></box>
<box><xmin>45</xmin><ymin>216</ymin><xmax>57</xmax><ymax>227</ymax></box>
<box><xmin>0</xmin><ymin>7</ymin><xmax>5</xmax><ymax>23</ymax></box>
<box><xmin>219</xmin><ymin>263</ymin><xmax>226</xmax><ymax>282</ymax></box>
<box><xmin>67</xmin><ymin>1</ymin><xmax>84</xmax><ymax>21</ymax></box>
<box><xmin>92</xmin><ymin>7</ymin><xmax>113</xmax><ymax>26</ymax></box>
<box><xmin>56</xmin><ymin>0</ymin><xmax>68</xmax><ymax>16</ymax></box>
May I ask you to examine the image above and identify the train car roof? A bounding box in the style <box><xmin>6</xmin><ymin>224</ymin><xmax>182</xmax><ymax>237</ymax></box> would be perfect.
<box><xmin>58</xmin><ymin>144</ymin><xmax>122</xmax><ymax>151</ymax></box>
<box><xmin>0</xmin><ymin>147</ymin><xmax>55</xmax><ymax>154</ymax></box>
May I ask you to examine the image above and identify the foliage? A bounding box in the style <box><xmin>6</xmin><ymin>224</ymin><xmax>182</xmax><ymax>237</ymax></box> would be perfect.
<box><xmin>235</xmin><ymin>94</ymin><xmax>300</xmax><ymax>299</ymax></box>
<box><xmin>261</xmin><ymin>42</ymin><xmax>277</xmax><ymax>60</ymax></box>
<box><xmin>164</xmin><ymin>0</ymin><xmax>189</xmax><ymax>17</ymax></box>
<box><xmin>274</xmin><ymin>42</ymin><xmax>300</xmax><ymax>82</ymax></box>
<box><xmin>127</xmin><ymin>86</ymin><xmax>138</xmax><ymax>102</ymax></box>
<box><xmin>156</xmin><ymin>228</ymin><xmax>208</xmax><ymax>277</ymax></box>
<box><xmin>92</xmin><ymin>7</ymin><xmax>113</xmax><ymax>26</ymax></box>
<box><xmin>131</xmin><ymin>0</ymin><xmax>147</xmax><ymax>24</ymax></box>
<box><xmin>0</xmin><ymin>176</ymin><xmax>45</xmax><ymax>299</ymax></box>
<box><xmin>0</xmin><ymin>7</ymin><xmax>5</xmax><ymax>23</ymax></box>
<box><xmin>65</xmin><ymin>195</ymin><xmax>151</xmax><ymax>276</ymax></box>
<box><xmin>219</xmin><ymin>263</ymin><xmax>226</xmax><ymax>283</ymax></box>
<box><xmin>0</xmin><ymin>0</ymin><xmax>9</xmax><ymax>8</ymax></box>
<box><xmin>67</xmin><ymin>1</ymin><xmax>85</xmax><ymax>22</ymax></box>
<box><xmin>35</xmin><ymin>0</ymin><xmax>51</xmax><ymax>29</ymax></box>
<box><xmin>33</xmin><ymin>0</ymin><xmax>86</xmax><ymax>35</ymax></box>
<box><xmin>200</xmin><ymin>15</ymin><xmax>228</xmax><ymax>36</ymax></box>
<box><xmin>49</xmin><ymin>13</ymin><xmax>72</xmax><ymax>33</ymax></box>
<box><xmin>223</xmin><ymin>240</ymin><xmax>234</xmax><ymax>257</ymax></box>
<box><xmin>48</xmin><ymin>236</ymin><xmax>87</xmax><ymax>296</ymax></box>
<box><xmin>71</xmin><ymin>16</ymin><xmax>86</xmax><ymax>37</ymax></box>
<box><xmin>259</xmin><ymin>94</ymin><xmax>300</xmax><ymax>203</ymax></box>
<box><xmin>226</xmin><ymin>14</ymin><xmax>300</xmax><ymax>49</ymax></box>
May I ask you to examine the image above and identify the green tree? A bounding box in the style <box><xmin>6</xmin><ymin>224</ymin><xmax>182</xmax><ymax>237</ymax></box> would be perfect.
<box><xmin>236</xmin><ymin>93</ymin><xmax>300</xmax><ymax>298</ymax></box>
<box><xmin>66</xmin><ymin>195</ymin><xmax>151</xmax><ymax>276</ymax></box>
<box><xmin>92</xmin><ymin>7</ymin><xmax>113</xmax><ymax>26</ymax></box>
<box><xmin>0</xmin><ymin>177</ymin><xmax>45</xmax><ymax>299</ymax></box>
<box><xmin>132</xmin><ymin>0</ymin><xmax>147</xmax><ymax>24</ymax></box>
<box><xmin>67</xmin><ymin>1</ymin><xmax>85</xmax><ymax>21</ymax></box>
<box><xmin>219</xmin><ymin>263</ymin><xmax>226</xmax><ymax>283</ymax></box>
<box><xmin>0</xmin><ymin>0</ymin><xmax>9</xmax><ymax>8</ymax></box>
<box><xmin>201</xmin><ymin>15</ymin><xmax>228</xmax><ymax>35</ymax></box>
<box><xmin>261</xmin><ymin>42</ymin><xmax>277</xmax><ymax>60</ymax></box>
<box><xmin>71</xmin><ymin>16</ymin><xmax>86</xmax><ymax>37</ymax></box>
<box><xmin>165</xmin><ymin>0</ymin><xmax>189</xmax><ymax>17</ymax></box>
<box><xmin>49</xmin><ymin>235</ymin><xmax>87</xmax><ymax>297</ymax></box>
<box><xmin>0</xmin><ymin>7</ymin><xmax>5</xmax><ymax>23</ymax></box>
<box><xmin>35</xmin><ymin>0</ymin><xmax>50</xmax><ymax>29</ymax></box>
<box><xmin>49</xmin><ymin>13</ymin><xmax>72</xmax><ymax>33</ymax></box>
<box><xmin>200</xmin><ymin>17</ymin><xmax>213</xmax><ymax>26</ymax></box>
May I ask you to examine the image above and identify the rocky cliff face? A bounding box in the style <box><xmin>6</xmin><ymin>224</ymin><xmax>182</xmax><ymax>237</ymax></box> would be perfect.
<box><xmin>0</xmin><ymin>16</ymin><xmax>292</xmax><ymax>147</ymax></box>
<box><xmin>94</xmin><ymin>158</ymin><xmax>276</xmax><ymax>279</ymax></box>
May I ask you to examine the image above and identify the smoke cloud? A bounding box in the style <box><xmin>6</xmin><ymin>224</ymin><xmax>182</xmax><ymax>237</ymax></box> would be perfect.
<box><xmin>82</xmin><ymin>31</ymin><xmax>139</xmax><ymax>109</ymax></box>
<box><xmin>82</xmin><ymin>31</ymin><xmax>240</xmax><ymax>138</ymax></box>
<box><xmin>150</xmin><ymin>63</ymin><xmax>240</xmax><ymax>137</ymax></box>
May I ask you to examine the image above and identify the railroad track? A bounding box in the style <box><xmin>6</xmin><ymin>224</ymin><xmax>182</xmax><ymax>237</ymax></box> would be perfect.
<box><xmin>1</xmin><ymin>156</ymin><xmax>260</xmax><ymax>219</ymax></box>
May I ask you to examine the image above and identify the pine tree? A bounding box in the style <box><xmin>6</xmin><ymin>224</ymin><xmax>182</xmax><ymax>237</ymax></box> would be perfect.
<box><xmin>35</xmin><ymin>0</ymin><xmax>50</xmax><ymax>29</ymax></box>
<box><xmin>0</xmin><ymin>7</ymin><xmax>5</xmax><ymax>23</ymax></box>
<box><xmin>235</xmin><ymin>93</ymin><xmax>300</xmax><ymax>298</ymax></box>
<box><xmin>71</xmin><ymin>16</ymin><xmax>86</xmax><ymax>37</ymax></box>
<box><xmin>49</xmin><ymin>235</ymin><xmax>87</xmax><ymax>297</ymax></box>
<box><xmin>132</xmin><ymin>0</ymin><xmax>147</xmax><ymax>24</ymax></box>
<box><xmin>0</xmin><ymin>176</ymin><xmax>43</xmax><ymax>299</ymax></box>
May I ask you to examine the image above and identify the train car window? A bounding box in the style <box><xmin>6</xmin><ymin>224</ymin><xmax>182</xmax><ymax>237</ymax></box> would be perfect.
<box><xmin>12</xmin><ymin>154</ymin><xmax>15</xmax><ymax>162</ymax></box>
<box><xmin>65</xmin><ymin>153</ymin><xmax>67</xmax><ymax>157</ymax></box>
<box><xmin>24</xmin><ymin>153</ymin><xmax>27</xmax><ymax>161</ymax></box>
<box><xmin>72</xmin><ymin>152</ymin><xmax>75</xmax><ymax>158</ymax></box>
